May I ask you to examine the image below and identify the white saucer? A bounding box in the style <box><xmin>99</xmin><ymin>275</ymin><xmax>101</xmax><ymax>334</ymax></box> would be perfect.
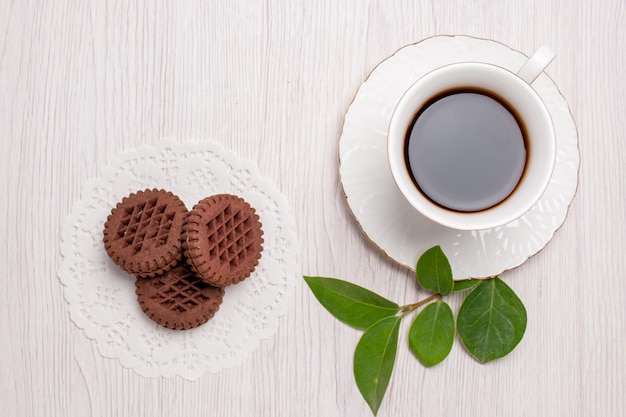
<box><xmin>339</xmin><ymin>35</ymin><xmax>579</xmax><ymax>279</ymax></box>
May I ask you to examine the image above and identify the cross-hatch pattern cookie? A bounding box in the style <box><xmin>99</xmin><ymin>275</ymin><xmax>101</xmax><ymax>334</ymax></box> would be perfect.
<box><xmin>205</xmin><ymin>203</ymin><xmax>256</xmax><ymax>269</ymax></box>
<box><xmin>117</xmin><ymin>199</ymin><xmax>176</xmax><ymax>254</ymax></box>
<box><xmin>104</xmin><ymin>189</ymin><xmax>188</xmax><ymax>277</ymax></box>
<box><xmin>135</xmin><ymin>264</ymin><xmax>225</xmax><ymax>330</ymax></box>
<box><xmin>183</xmin><ymin>194</ymin><xmax>263</xmax><ymax>286</ymax></box>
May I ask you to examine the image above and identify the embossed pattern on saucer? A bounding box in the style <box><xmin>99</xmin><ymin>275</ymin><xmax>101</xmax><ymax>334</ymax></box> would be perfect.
<box><xmin>339</xmin><ymin>35</ymin><xmax>579</xmax><ymax>279</ymax></box>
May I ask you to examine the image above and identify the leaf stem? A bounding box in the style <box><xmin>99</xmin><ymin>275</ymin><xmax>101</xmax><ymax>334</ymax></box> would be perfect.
<box><xmin>399</xmin><ymin>294</ymin><xmax>441</xmax><ymax>317</ymax></box>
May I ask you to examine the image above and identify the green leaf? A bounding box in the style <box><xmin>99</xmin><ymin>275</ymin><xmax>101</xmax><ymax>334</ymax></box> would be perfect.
<box><xmin>416</xmin><ymin>246</ymin><xmax>454</xmax><ymax>295</ymax></box>
<box><xmin>354</xmin><ymin>316</ymin><xmax>401</xmax><ymax>415</ymax></box>
<box><xmin>452</xmin><ymin>279</ymin><xmax>481</xmax><ymax>292</ymax></box>
<box><xmin>408</xmin><ymin>301</ymin><xmax>455</xmax><ymax>367</ymax></box>
<box><xmin>457</xmin><ymin>277</ymin><xmax>527</xmax><ymax>363</ymax></box>
<box><xmin>303</xmin><ymin>276</ymin><xmax>400</xmax><ymax>330</ymax></box>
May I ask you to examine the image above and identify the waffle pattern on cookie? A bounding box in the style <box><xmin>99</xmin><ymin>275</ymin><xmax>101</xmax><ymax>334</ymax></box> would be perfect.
<box><xmin>104</xmin><ymin>189</ymin><xmax>188</xmax><ymax>277</ymax></box>
<box><xmin>116</xmin><ymin>197</ymin><xmax>177</xmax><ymax>254</ymax></box>
<box><xmin>205</xmin><ymin>203</ymin><xmax>256</xmax><ymax>270</ymax></box>
<box><xmin>136</xmin><ymin>264</ymin><xmax>224</xmax><ymax>330</ymax></box>
<box><xmin>183</xmin><ymin>194</ymin><xmax>263</xmax><ymax>286</ymax></box>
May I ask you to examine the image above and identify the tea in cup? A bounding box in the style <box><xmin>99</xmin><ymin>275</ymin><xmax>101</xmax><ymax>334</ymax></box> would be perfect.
<box><xmin>387</xmin><ymin>46</ymin><xmax>556</xmax><ymax>230</ymax></box>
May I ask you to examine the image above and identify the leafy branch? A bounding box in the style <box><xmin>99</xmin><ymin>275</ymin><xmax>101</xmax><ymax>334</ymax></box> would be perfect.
<box><xmin>304</xmin><ymin>245</ymin><xmax>527</xmax><ymax>415</ymax></box>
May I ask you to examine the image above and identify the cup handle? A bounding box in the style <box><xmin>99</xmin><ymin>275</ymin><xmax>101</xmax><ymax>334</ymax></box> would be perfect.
<box><xmin>516</xmin><ymin>45</ymin><xmax>556</xmax><ymax>85</ymax></box>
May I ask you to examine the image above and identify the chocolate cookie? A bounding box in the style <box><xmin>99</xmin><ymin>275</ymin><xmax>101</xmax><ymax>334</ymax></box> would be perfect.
<box><xmin>183</xmin><ymin>194</ymin><xmax>263</xmax><ymax>286</ymax></box>
<box><xmin>104</xmin><ymin>189</ymin><xmax>188</xmax><ymax>277</ymax></box>
<box><xmin>135</xmin><ymin>264</ymin><xmax>225</xmax><ymax>330</ymax></box>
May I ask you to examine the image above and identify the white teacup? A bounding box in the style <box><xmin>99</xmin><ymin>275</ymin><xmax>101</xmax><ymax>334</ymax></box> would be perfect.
<box><xmin>387</xmin><ymin>46</ymin><xmax>556</xmax><ymax>230</ymax></box>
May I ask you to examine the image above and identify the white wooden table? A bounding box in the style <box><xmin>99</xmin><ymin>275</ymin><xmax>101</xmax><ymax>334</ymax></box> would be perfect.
<box><xmin>2</xmin><ymin>1</ymin><xmax>625</xmax><ymax>416</ymax></box>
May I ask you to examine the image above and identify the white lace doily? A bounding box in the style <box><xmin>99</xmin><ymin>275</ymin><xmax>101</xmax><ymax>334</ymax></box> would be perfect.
<box><xmin>58</xmin><ymin>140</ymin><xmax>300</xmax><ymax>379</ymax></box>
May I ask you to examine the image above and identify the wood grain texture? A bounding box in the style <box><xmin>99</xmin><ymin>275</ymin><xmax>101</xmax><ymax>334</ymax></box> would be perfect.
<box><xmin>1</xmin><ymin>0</ymin><xmax>624</xmax><ymax>416</ymax></box>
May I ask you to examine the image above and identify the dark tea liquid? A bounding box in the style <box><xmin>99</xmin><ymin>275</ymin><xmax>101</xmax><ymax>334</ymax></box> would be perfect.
<box><xmin>405</xmin><ymin>90</ymin><xmax>527</xmax><ymax>212</ymax></box>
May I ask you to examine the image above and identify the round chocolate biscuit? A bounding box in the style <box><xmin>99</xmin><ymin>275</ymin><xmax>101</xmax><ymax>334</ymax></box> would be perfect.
<box><xmin>135</xmin><ymin>264</ymin><xmax>225</xmax><ymax>330</ymax></box>
<box><xmin>104</xmin><ymin>189</ymin><xmax>188</xmax><ymax>278</ymax></box>
<box><xmin>183</xmin><ymin>194</ymin><xmax>263</xmax><ymax>286</ymax></box>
